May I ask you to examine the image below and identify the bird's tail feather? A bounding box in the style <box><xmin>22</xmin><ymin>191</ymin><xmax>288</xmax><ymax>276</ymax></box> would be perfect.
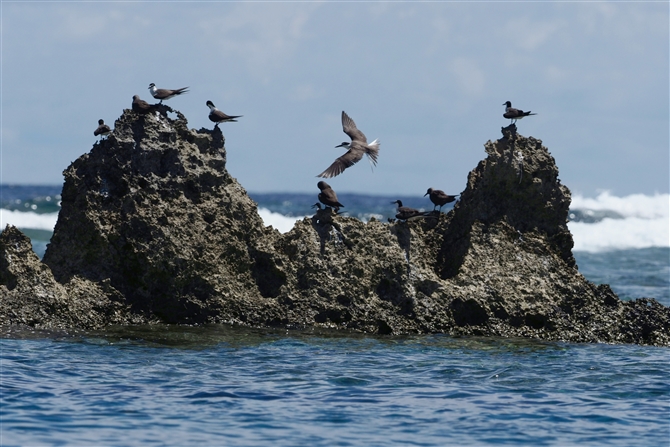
<box><xmin>366</xmin><ymin>139</ymin><xmax>380</xmax><ymax>167</ymax></box>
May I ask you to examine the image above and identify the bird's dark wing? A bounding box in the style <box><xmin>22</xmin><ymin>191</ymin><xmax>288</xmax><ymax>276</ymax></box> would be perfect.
<box><xmin>153</xmin><ymin>88</ymin><xmax>172</xmax><ymax>99</ymax></box>
<box><xmin>317</xmin><ymin>149</ymin><xmax>364</xmax><ymax>178</ymax></box>
<box><xmin>504</xmin><ymin>107</ymin><xmax>523</xmax><ymax>118</ymax></box>
<box><xmin>210</xmin><ymin>110</ymin><xmax>242</xmax><ymax>122</ymax></box>
<box><xmin>319</xmin><ymin>188</ymin><xmax>343</xmax><ymax>207</ymax></box>
<box><xmin>396</xmin><ymin>208</ymin><xmax>423</xmax><ymax>220</ymax></box>
<box><xmin>133</xmin><ymin>98</ymin><xmax>155</xmax><ymax>113</ymax></box>
<box><xmin>154</xmin><ymin>87</ymin><xmax>189</xmax><ymax>99</ymax></box>
<box><xmin>94</xmin><ymin>124</ymin><xmax>111</xmax><ymax>136</ymax></box>
<box><xmin>433</xmin><ymin>189</ymin><xmax>447</xmax><ymax>199</ymax></box>
<box><xmin>341</xmin><ymin>111</ymin><xmax>367</xmax><ymax>143</ymax></box>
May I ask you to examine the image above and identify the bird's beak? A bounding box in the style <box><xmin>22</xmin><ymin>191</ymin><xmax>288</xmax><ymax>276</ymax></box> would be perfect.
<box><xmin>423</xmin><ymin>192</ymin><xmax>429</xmax><ymax>197</ymax></box>
<box><xmin>335</xmin><ymin>143</ymin><xmax>347</xmax><ymax>148</ymax></box>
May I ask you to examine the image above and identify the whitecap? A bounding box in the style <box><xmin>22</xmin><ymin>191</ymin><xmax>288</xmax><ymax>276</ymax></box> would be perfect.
<box><xmin>569</xmin><ymin>217</ymin><xmax>669</xmax><ymax>252</ymax></box>
<box><xmin>569</xmin><ymin>192</ymin><xmax>669</xmax><ymax>252</ymax></box>
<box><xmin>0</xmin><ymin>209</ymin><xmax>59</xmax><ymax>231</ymax></box>
<box><xmin>571</xmin><ymin>191</ymin><xmax>669</xmax><ymax>220</ymax></box>
<box><xmin>258</xmin><ymin>208</ymin><xmax>306</xmax><ymax>233</ymax></box>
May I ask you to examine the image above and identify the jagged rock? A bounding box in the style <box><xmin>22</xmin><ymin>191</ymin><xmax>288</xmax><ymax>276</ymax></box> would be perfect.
<box><xmin>42</xmin><ymin>106</ymin><xmax>283</xmax><ymax>325</ymax></box>
<box><xmin>1</xmin><ymin>111</ymin><xmax>668</xmax><ymax>345</ymax></box>
<box><xmin>0</xmin><ymin>225</ymin><xmax>131</xmax><ymax>328</ymax></box>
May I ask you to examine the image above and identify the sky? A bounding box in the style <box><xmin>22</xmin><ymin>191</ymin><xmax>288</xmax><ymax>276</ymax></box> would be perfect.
<box><xmin>2</xmin><ymin>1</ymin><xmax>668</xmax><ymax>198</ymax></box>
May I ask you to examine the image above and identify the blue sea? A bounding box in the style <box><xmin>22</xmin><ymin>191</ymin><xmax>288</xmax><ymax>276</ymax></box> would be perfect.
<box><xmin>1</xmin><ymin>185</ymin><xmax>669</xmax><ymax>446</ymax></box>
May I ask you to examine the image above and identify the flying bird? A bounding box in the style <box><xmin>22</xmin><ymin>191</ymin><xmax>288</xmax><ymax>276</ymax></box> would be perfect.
<box><xmin>317</xmin><ymin>181</ymin><xmax>344</xmax><ymax>213</ymax></box>
<box><xmin>132</xmin><ymin>95</ymin><xmax>157</xmax><ymax>114</ymax></box>
<box><xmin>148</xmin><ymin>83</ymin><xmax>189</xmax><ymax>103</ymax></box>
<box><xmin>391</xmin><ymin>200</ymin><xmax>431</xmax><ymax>222</ymax></box>
<box><xmin>424</xmin><ymin>188</ymin><xmax>458</xmax><ymax>212</ymax></box>
<box><xmin>206</xmin><ymin>101</ymin><xmax>242</xmax><ymax>126</ymax></box>
<box><xmin>94</xmin><ymin>119</ymin><xmax>111</xmax><ymax>137</ymax></box>
<box><xmin>317</xmin><ymin>111</ymin><xmax>380</xmax><ymax>178</ymax></box>
<box><xmin>503</xmin><ymin>101</ymin><xmax>537</xmax><ymax>123</ymax></box>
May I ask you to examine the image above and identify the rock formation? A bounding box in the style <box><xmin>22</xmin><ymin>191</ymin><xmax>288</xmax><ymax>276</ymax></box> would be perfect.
<box><xmin>1</xmin><ymin>107</ymin><xmax>668</xmax><ymax>345</ymax></box>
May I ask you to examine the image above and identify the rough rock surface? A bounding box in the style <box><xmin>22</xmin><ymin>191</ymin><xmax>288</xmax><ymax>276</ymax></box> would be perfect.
<box><xmin>1</xmin><ymin>108</ymin><xmax>668</xmax><ymax>345</ymax></box>
<box><xmin>0</xmin><ymin>225</ymin><xmax>133</xmax><ymax>328</ymax></box>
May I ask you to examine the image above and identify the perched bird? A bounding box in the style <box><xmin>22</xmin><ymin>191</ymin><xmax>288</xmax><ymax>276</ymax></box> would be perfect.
<box><xmin>206</xmin><ymin>101</ymin><xmax>242</xmax><ymax>126</ymax></box>
<box><xmin>503</xmin><ymin>101</ymin><xmax>537</xmax><ymax>123</ymax></box>
<box><xmin>391</xmin><ymin>200</ymin><xmax>430</xmax><ymax>221</ymax></box>
<box><xmin>94</xmin><ymin>119</ymin><xmax>111</xmax><ymax>137</ymax></box>
<box><xmin>148</xmin><ymin>83</ymin><xmax>189</xmax><ymax>103</ymax></box>
<box><xmin>317</xmin><ymin>111</ymin><xmax>380</xmax><ymax>178</ymax></box>
<box><xmin>317</xmin><ymin>181</ymin><xmax>344</xmax><ymax>213</ymax></box>
<box><xmin>132</xmin><ymin>95</ymin><xmax>157</xmax><ymax>114</ymax></box>
<box><xmin>424</xmin><ymin>188</ymin><xmax>458</xmax><ymax>212</ymax></box>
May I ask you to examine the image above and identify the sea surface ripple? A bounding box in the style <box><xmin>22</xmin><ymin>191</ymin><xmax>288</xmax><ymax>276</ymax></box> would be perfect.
<box><xmin>1</xmin><ymin>326</ymin><xmax>668</xmax><ymax>446</ymax></box>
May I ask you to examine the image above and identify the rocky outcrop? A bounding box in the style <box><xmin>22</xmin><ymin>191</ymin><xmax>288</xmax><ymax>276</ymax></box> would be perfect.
<box><xmin>1</xmin><ymin>107</ymin><xmax>668</xmax><ymax>345</ymax></box>
<box><xmin>0</xmin><ymin>225</ymin><xmax>134</xmax><ymax>328</ymax></box>
<box><xmin>42</xmin><ymin>106</ymin><xmax>284</xmax><ymax>325</ymax></box>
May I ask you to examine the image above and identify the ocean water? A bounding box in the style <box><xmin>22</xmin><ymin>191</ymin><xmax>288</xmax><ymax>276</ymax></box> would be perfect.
<box><xmin>2</xmin><ymin>326</ymin><xmax>670</xmax><ymax>446</ymax></box>
<box><xmin>1</xmin><ymin>185</ymin><xmax>669</xmax><ymax>446</ymax></box>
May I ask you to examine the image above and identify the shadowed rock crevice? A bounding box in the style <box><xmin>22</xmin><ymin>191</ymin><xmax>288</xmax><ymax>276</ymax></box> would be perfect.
<box><xmin>451</xmin><ymin>298</ymin><xmax>489</xmax><ymax>327</ymax></box>
<box><xmin>250</xmin><ymin>250</ymin><xmax>287</xmax><ymax>298</ymax></box>
<box><xmin>1</xmin><ymin>110</ymin><xmax>668</xmax><ymax>345</ymax></box>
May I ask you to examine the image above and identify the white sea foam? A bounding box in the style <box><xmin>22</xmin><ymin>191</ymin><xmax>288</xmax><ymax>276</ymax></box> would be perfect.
<box><xmin>0</xmin><ymin>209</ymin><xmax>59</xmax><ymax>231</ymax></box>
<box><xmin>2</xmin><ymin>192</ymin><xmax>668</xmax><ymax>252</ymax></box>
<box><xmin>569</xmin><ymin>217</ymin><xmax>669</xmax><ymax>252</ymax></box>
<box><xmin>258</xmin><ymin>208</ymin><xmax>306</xmax><ymax>234</ymax></box>
<box><xmin>569</xmin><ymin>192</ymin><xmax>669</xmax><ymax>252</ymax></box>
<box><xmin>0</xmin><ymin>207</ymin><xmax>307</xmax><ymax>235</ymax></box>
<box><xmin>571</xmin><ymin>191</ymin><xmax>669</xmax><ymax>219</ymax></box>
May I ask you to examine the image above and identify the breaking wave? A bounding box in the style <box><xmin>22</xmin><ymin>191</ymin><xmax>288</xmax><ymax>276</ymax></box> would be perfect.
<box><xmin>257</xmin><ymin>208</ymin><xmax>306</xmax><ymax>234</ymax></box>
<box><xmin>569</xmin><ymin>192</ymin><xmax>669</xmax><ymax>252</ymax></box>
<box><xmin>0</xmin><ymin>209</ymin><xmax>59</xmax><ymax>231</ymax></box>
<box><xmin>2</xmin><ymin>192</ymin><xmax>668</xmax><ymax>253</ymax></box>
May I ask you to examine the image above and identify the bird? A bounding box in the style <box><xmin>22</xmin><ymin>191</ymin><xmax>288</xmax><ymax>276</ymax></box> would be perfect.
<box><xmin>132</xmin><ymin>95</ymin><xmax>158</xmax><ymax>114</ymax></box>
<box><xmin>317</xmin><ymin>181</ymin><xmax>344</xmax><ymax>213</ymax></box>
<box><xmin>391</xmin><ymin>200</ymin><xmax>431</xmax><ymax>221</ymax></box>
<box><xmin>317</xmin><ymin>111</ymin><xmax>380</xmax><ymax>178</ymax></box>
<box><xmin>206</xmin><ymin>101</ymin><xmax>242</xmax><ymax>126</ymax></box>
<box><xmin>94</xmin><ymin>119</ymin><xmax>111</xmax><ymax>137</ymax></box>
<box><xmin>148</xmin><ymin>83</ymin><xmax>189</xmax><ymax>103</ymax></box>
<box><xmin>503</xmin><ymin>101</ymin><xmax>537</xmax><ymax>123</ymax></box>
<box><xmin>424</xmin><ymin>188</ymin><xmax>458</xmax><ymax>212</ymax></box>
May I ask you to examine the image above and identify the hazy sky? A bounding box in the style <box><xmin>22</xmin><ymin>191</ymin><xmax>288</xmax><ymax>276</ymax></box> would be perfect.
<box><xmin>2</xmin><ymin>1</ymin><xmax>668</xmax><ymax>197</ymax></box>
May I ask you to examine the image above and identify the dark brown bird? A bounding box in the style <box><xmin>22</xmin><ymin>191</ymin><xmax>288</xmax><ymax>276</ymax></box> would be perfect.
<box><xmin>317</xmin><ymin>111</ymin><xmax>380</xmax><ymax>178</ymax></box>
<box><xmin>206</xmin><ymin>101</ymin><xmax>242</xmax><ymax>126</ymax></box>
<box><xmin>317</xmin><ymin>181</ymin><xmax>344</xmax><ymax>212</ymax></box>
<box><xmin>132</xmin><ymin>95</ymin><xmax>157</xmax><ymax>114</ymax></box>
<box><xmin>94</xmin><ymin>119</ymin><xmax>111</xmax><ymax>137</ymax></box>
<box><xmin>391</xmin><ymin>200</ymin><xmax>430</xmax><ymax>221</ymax></box>
<box><xmin>148</xmin><ymin>83</ymin><xmax>189</xmax><ymax>103</ymax></box>
<box><xmin>503</xmin><ymin>101</ymin><xmax>537</xmax><ymax>123</ymax></box>
<box><xmin>424</xmin><ymin>188</ymin><xmax>458</xmax><ymax>212</ymax></box>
